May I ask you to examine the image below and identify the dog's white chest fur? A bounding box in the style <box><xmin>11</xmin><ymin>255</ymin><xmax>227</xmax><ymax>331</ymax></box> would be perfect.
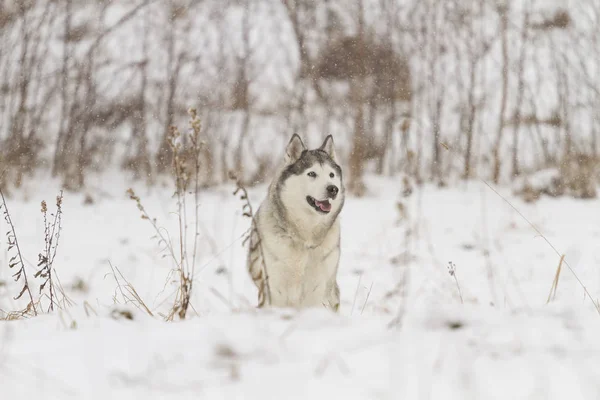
<box><xmin>259</xmin><ymin>210</ymin><xmax>340</xmax><ymax>308</ymax></box>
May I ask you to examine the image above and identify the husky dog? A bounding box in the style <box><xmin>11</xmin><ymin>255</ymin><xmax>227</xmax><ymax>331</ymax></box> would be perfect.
<box><xmin>247</xmin><ymin>134</ymin><xmax>345</xmax><ymax>311</ymax></box>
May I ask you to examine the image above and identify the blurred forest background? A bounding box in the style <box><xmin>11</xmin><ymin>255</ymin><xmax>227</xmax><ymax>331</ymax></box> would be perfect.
<box><xmin>0</xmin><ymin>0</ymin><xmax>598</xmax><ymax>198</ymax></box>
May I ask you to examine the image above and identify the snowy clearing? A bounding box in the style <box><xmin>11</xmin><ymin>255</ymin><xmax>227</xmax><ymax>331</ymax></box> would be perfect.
<box><xmin>1</xmin><ymin>175</ymin><xmax>600</xmax><ymax>399</ymax></box>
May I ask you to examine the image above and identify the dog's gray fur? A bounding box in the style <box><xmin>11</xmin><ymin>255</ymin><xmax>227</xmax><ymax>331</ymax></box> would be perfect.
<box><xmin>247</xmin><ymin>134</ymin><xmax>345</xmax><ymax>310</ymax></box>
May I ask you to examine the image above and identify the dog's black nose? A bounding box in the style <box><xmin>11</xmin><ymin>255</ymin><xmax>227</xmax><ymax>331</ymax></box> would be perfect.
<box><xmin>327</xmin><ymin>185</ymin><xmax>339</xmax><ymax>198</ymax></box>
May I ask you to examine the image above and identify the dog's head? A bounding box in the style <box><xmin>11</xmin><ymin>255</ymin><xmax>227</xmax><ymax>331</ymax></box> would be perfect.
<box><xmin>277</xmin><ymin>134</ymin><xmax>344</xmax><ymax>219</ymax></box>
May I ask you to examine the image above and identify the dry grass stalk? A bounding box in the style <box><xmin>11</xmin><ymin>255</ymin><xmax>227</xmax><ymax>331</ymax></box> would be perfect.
<box><xmin>53</xmin><ymin>272</ymin><xmax>75</xmax><ymax>310</ymax></box>
<box><xmin>546</xmin><ymin>254</ymin><xmax>564</xmax><ymax>304</ymax></box>
<box><xmin>447</xmin><ymin>261</ymin><xmax>464</xmax><ymax>304</ymax></box>
<box><xmin>360</xmin><ymin>282</ymin><xmax>374</xmax><ymax>314</ymax></box>
<box><xmin>127</xmin><ymin>184</ymin><xmax>189</xmax><ymax>320</ymax></box>
<box><xmin>230</xmin><ymin>172</ymin><xmax>271</xmax><ymax>307</ymax></box>
<box><xmin>127</xmin><ymin>189</ymin><xmax>178</xmax><ymax>262</ymax></box>
<box><xmin>1</xmin><ymin>309</ymin><xmax>34</xmax><ymax>321</ymax></box>
<box><xmin>167</xmin><ymin>123</ymin><xmax>193</xmax><ymax>320</ymax></box>
<box><xmin>35</xmin><ymin>191</ymin><xmax>64</xmax><ymax>312</ymax></box>
<box><xmin>127</xmin><ymin>108</ymin><xmax>203</xmax><ymax>320</ymax></box>
<box><xmin>188</xmin><ymin>108</ymin><xmax>203</xmax><ymax>312</ymax></box>
<box><xmin>0</xmin><ymin>187</ymin><xmax>38</xmax><ymax>316</ymax></box>
<box><xmin>107</xmin><ymin>262</ymin><xmax>153</xmax><ymax>316</ymax></box>
<box><xmin>83</xmin><ymin>300</ymin><xmax>98</xmax><ymax>317</ymax></box>
<box><xmin>0</xmin><ymin>189</ymin><xmax>67</xmax><ymax>318</ymax></box>
<box><xmin>351</xmin><ymin>274</ymin><xmax>362</xmax><ymax>315</ymax></box>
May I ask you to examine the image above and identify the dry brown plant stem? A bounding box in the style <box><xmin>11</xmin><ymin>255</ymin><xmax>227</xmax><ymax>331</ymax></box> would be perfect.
<box><xmin>0</xmin><ymin>188</ymin><xmax>38</xmax><ymax>316</ymax></box>
<box><xmin>546</xmin><ymin>254</ymin><xmax>564</xmax><ymax>304</ymax></box>
<box><xmin>360</xmin><ymin>282</ymin><xmax>374</xmax><ymax>314</ymax></box>
<box><xmin>171</xmin><ymin>125</ymin><xmax>192</xmax><ymax>320</ymax></box>
<box><xmin>127</xmin><ymin>108</ymin><xmax>203</xmax><ymax>320</ymax></box>
<box><xmin>108</xmin><ymin>262</ymin><xmax>153</xmax><ymax>316</ymax></box>
<box><xmin>189</xmin><ymin>109</ymin><xmax>202</xmax><ymax>305</ymax></box>
<box><xmin>36</xmin><ymin>191</ymin><xmax>64</xmax><ymax>311</ymax></box>
<box><xmin>231</xmin><ymin>173</ymin><xmax>271</xmax><ymax>307</ymax></box>
<box><xmin>447</xmin><ymin>261</ymin><xmax>464</xmax><ymax>304</ymax></box>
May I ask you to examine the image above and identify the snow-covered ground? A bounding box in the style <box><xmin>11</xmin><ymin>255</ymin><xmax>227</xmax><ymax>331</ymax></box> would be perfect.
<box><xmin>2</xmin><ymin>173</ymin><xmax>600</xmax><ymax>399</ymax></box>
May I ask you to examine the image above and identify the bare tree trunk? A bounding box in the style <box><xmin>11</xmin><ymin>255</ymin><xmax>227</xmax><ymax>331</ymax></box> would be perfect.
<box><xmin>525</xmin><ymin>91</ymin><xmax>551</xmax><ymax>164</ymax></box>
<box><xmin>234</xmin><ymin>109</ymin><xmax>251</xmax><ymax>177</ymax></box>
<box><xmin>26</xmin><ymin>0</ymin><xmax>54</xmax><ymax>142</ymax></box>
<box><xmin>156</xmin><ymin>57</ymin><xmax>182</xmax><ymax>172</ymax></box>
<box><xmin>425</xmin><ymin>0</ymin><xmax>445</xmax><ymax>183</ymax></box>
<box><xmin>590</xmin><ymin>2</ymin><xmax>600</xmax><ymax>156</ymax></box>
<box><xmin>511</xmin><ymin>8</ymin><xmax>530</xmax><ymax>178</ymax></box>
<box><xmin>9</xmin><ymin>3</ymin><xmax>31</xmax><ymax>144</ymax></box>
<box><xmin>156</xmin><ymin>4</ymin><xmax>181</xmax><ymax>172</ymax></box>
<box><xmin>558</xmin><ymin>64</ymin><xmax>571</xmax><ymax>159</ymax></box>
<box><xmin>347</xmin><ymin>0</ymin><xmax>368</xmax><ymax>195</ymax></box>
<box><xmin>282</xmin><ymin>0</ymin><xmax>312</xmax><ymax>79</ymax></box>
<box><xmin>462</xmin><ymin>1</ymin><xmax>484</xmax><ymax>180</ymax></box>
<box><xmin>381</xmin><ymin>101</ymin><xmax>396</xmax><ymax>175</ymax></box>
<box><xmin>381</xmin><ymin>0</ymin><xmax>402</xmax><ymax>176</ymax></box>
<box><xmin>214</xmin><ymin>16</ymin><xmax>229</xmax><ymax>184</ymax></box>
<box><xmin>233</xmin><ymin>0</ymin><xmax>252</xmax><ymax>179</ymax></box>
<box><xmin>53</xmin><ymin>0</ymin><xmax>71</xmax><ymax>176</ymax></box>
<box><xmin>6</xmin><ymin>2</ymin><xmax>55</xmax><ymax>186</ymax></box>
<box><xmin>349</xmin><ymin>95</ymin><xmax>367</xmax><ymax>195</ymax></box>
<box><xmin>431</xmin><ymin>95</ymin><xmax>443</xmax><ymax>182</ymax></box>
<box><xmin>282</xmin><ymin>0</ymin><xmax>316</xmax><ymax>135</ymax></box>
<box><xmin>367</xmin><ymin>94</ymin><xmax>384</xmax><ymax>175</ymax></box>
<box><xmin>75</xmin><ymin>56</ymin><xmax>98</xmax><ymax>189</ymax></box>
<box><xmin>199</xmin><ymin>109</ymin><xmax>215</xmax><ymax>187</ymax></box>
<box><xmin>492</xmin><ymin>4</ymin><xmax>509</xmax><ymax>184</ymax></box>
<box><xmin>463</xmin><ymin>101</ymin><xmax>476</xmax><ymax>179</ymax></box>
<box><xmin>131</xmin><ymin>7</ymin><xmax>151</xmax><ymax>180</ymax></box>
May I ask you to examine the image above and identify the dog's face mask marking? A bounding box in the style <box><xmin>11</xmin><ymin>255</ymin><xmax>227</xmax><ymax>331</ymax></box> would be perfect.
<box><xmin>279</xmin><ymin>135</ymin><xmax>344</xmax><ymax>218</ymax></box>
<box><xmin>303</xmin><ymin>163</ymin><xmax>341</xmax><ymax>214</ymax></box>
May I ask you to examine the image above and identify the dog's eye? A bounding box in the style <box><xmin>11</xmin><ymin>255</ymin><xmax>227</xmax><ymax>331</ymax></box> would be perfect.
<box><xmin>307</xmin><ymin>171</ymin><xmax>317</xmax><ymax>178</ymax></box>
<box><xmin>330</xmin><ymin>173</ymin><xmax>335</xmax><ymax>178</ymax></box>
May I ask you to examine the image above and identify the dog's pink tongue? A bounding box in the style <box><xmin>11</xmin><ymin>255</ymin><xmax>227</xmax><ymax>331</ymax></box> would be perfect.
<box><xmin>316</xmin><ymin>200</ymin><xmax>331</xmax><ymax>212</ymax></box>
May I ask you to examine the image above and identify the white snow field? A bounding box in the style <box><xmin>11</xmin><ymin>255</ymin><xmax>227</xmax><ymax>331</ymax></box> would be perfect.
<box><xmin>2</xmin><ymin>173</ymin><xmax>600</xmax><ymax>399</ymax></box>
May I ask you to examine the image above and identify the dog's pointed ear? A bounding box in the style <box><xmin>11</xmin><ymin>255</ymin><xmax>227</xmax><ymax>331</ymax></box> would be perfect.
<box><xmin>285</xmin><ymin>134</ymin><xmax>306</xmax><ymax>164</ymax></box>
<box><xmin>319</xmin><ymin>135</ymin><xmax>337</xmax><ymax>162</ymax></box>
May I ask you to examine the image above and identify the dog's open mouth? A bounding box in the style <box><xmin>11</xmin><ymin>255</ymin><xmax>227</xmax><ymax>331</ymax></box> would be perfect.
<box><xmin>306</xmin><ymin>196</ymin><xmax>331</xmax><ymax>214</ymax></box>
